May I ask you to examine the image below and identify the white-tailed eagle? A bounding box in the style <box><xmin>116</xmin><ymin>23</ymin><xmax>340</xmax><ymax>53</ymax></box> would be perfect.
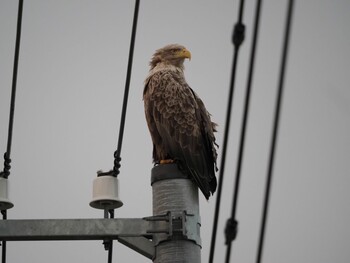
<box><xmin>143</xmin><ymin>44</ymin><xmax>218</xmax><ymax>199</ymax></box>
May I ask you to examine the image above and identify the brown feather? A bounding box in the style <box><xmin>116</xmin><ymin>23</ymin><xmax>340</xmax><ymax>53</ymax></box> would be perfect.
<box><xmin>143</xmin><ymin>44</ymin><xmax>218</xmax><ymax>199</ymax></box>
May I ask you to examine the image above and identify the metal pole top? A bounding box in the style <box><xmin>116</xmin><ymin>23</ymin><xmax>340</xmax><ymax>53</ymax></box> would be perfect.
<box><xmin>151</xmin><ymin>163</ymin><xmax>189</xmax><ymax>185</ymax></box>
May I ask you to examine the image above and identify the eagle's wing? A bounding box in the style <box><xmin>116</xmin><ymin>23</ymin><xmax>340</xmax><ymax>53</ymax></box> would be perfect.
<box><xmin>144</xmin><ymin>69</ymin><xmax>217</xmax><ymax>199</ymax></box>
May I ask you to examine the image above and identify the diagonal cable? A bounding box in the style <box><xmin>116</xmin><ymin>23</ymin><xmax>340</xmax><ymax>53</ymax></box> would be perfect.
<box><xmin>1</xmin><ymin>1</ymin><xmax>24</xmax><ymax>263</ymax></box>
<box><xmin>95</xmin><ymin>1</ymin><xmax>140</xmax><ymax>262</ymax></box>
<box><xmin>208</xmin><ymin>0</ymin><xmax>246</xmax><ymax>262</ymax></box>
<box><xmin>256</xmin><ymin>1</ymin><xmax>295</xmax><ymax>262</ymax></box>
<box><xmin>112</xmin><ymin>0</ymin><xmax>140</xmax><ymax>177</ymax></box>
<box><xmin>101</xmin><ymin>1</ymin><xmax>140</xmax><ymax>262</ymax></box>
<box><xmin>225</xmin><ymin>0</ymin><xmax>263</xmax><ymax>261</ymax></box>
<box><xmin>1</xmin><ymin>0</ymin><xmax>23</xmax><ymax>179</ymax></box>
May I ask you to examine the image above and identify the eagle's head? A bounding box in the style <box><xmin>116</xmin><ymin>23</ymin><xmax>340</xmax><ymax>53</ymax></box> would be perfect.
<box><xmin>150</xmin><ymin>44</ymin><xmax>191</xmax><ymax>70</ymax></box>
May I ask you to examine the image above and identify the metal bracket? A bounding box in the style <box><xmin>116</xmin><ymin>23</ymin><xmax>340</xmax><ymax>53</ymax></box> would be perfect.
<box><xmin>145</xmin><ymin>211</ymin><xmax>201</xmax><ymax>247</ymax></box>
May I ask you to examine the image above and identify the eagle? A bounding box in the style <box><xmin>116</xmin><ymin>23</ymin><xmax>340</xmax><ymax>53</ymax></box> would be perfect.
<box><xmin>143</xmin><ymin>44</ymin><xmax>218</xmax><ymax>200</ymax></box>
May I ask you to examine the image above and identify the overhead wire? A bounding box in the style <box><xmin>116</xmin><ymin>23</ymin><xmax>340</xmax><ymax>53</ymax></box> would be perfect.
<box><xmin>208</xmin><ymin>0</ymin><xmax>246</xmax><ymax>262</ymax></box>
<box><xmin>1</xmin><ymin>1</ymin><xmax>24</xmax><ymax>263</ymax></box>
<box><xmin>256</xmin><ymin>0</ymin><xmax>295</xmax><ymax>262</ymax></box>
<box><xmin>112</xmin><ymin>0</ymin><xmax>140</xmax><ymax>177</ymax></box>
<box><xmin>1</xmin><ymin>0</ymin><xmax>23</xmax><ymax>180</ymax></box>
<box><xmin>224</xmin><ymin>0</ymin><xmax>263</xmax><ymax>261</ymax></box>
<box><xmin>100</xmin><ymin>0</ymin><xmax>140</xmax><ymax>262</ymax></box>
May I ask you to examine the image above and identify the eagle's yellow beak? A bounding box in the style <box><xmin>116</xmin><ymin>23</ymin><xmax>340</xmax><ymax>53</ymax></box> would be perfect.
<box><xmin>176</xmin><ymin>48</ymin><xmax>191</xmax><ymax>60</ymax></box>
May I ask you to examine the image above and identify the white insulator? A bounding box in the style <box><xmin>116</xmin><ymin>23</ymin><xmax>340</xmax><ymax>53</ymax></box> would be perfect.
<box><xmin>89</xmin><ymin>175</ymin><xmax>123</xmax><ymax>210</ymax></box>
<box><xmin>0</xmin><ymin>177</ymin><xmax>14</xmax><ymax>210</ymax></box>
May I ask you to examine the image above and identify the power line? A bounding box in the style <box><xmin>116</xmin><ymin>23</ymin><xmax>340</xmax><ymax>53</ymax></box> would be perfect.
<box><xmin>1</xmin><ymin>1</ymin><xmax>24</xmax><ymax>263</ymax></box>
<box><xmin>256</xmin><ymin>0</ymin><xmax>295</xmax><ymax>262</ymax></box>
<box><xmin>224</xmin><ymin>0</ymin><xmax>263</xmax><ymax>261</ymax></box>
<box><xmin>208</xmin><ymin>0</ymin><xmax>246</xmax><ymax>262</ymax></box>
<box><xmin>1</xmin><ymin>0</ymin><xmax>23</xmax><ymax>179</ymax></box>
<box><xmin>99</xmin><ymin>1</ymin><xmax>140</xmax><ymax>261</ymax></box>
<box><xmin>112</xmin><ymin>0</ymin><xmax>140</xmax><ymax>177</ymax></box>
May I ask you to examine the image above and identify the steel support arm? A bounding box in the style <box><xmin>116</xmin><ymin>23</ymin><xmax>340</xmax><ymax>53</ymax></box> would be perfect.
<box><xmin>0</xmin><ymin>218</ymin><xmax>157</xmax><ymax>241</ymax></box>
<box><xmin>0</xmin><ymin>212</ymin><xmax>200</xmax><ymax>260</ymax></box>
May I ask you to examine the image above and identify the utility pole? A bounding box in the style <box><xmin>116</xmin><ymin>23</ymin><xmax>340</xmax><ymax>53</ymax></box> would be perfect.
<box><xmin>0</xmin><ymin>164</ymin><xmax>202</xmax><ymax>262</ymax></box>
<box><xmin>151</xmin><ymin>164</ymin><xmax>201</xmax><ymax>263</ymax></box>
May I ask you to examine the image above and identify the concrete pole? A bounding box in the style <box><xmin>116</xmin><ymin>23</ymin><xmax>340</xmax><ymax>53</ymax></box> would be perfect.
<box><xmin>151</xmin><ymin>163</ymin><xmax>201</xmax><ymax>263</ymax></box>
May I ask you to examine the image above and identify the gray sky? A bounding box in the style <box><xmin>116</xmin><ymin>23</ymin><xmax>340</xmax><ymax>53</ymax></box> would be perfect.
<box><xmin>1</xmin><ymin>0</ymin><xmax>350</xmax><ymax>262</ymax></box>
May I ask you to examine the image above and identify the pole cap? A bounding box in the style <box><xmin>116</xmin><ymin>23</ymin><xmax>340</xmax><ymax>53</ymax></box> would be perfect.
<box><xmin>151</xmin><ymin>163</ymin><xmax>189</xmax><ymax>185</ymax></box>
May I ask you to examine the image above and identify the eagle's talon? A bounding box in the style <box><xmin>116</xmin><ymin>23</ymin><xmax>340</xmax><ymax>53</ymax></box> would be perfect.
<box><xmin>160</xmin><ymin>159</ymin><xmax>174</xmax><ymax>164</ymax></box>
